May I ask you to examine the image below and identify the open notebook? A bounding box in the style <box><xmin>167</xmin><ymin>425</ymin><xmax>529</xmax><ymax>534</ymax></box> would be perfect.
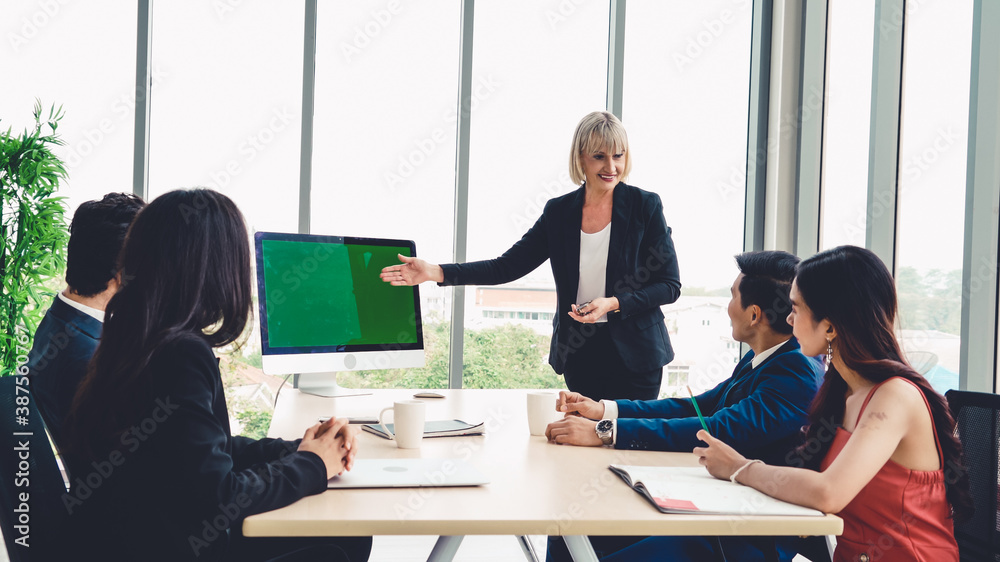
<box><xmin>610</xmin><ymin>465</ymin><xmax>824</xmax><ymax>517</ymax></box>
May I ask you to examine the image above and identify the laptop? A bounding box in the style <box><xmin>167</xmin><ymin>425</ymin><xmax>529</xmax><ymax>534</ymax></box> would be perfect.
<box><xmin>327</xmin><ymin>458</ymin><xmax>490</xmax><ymax>489</ymax></box>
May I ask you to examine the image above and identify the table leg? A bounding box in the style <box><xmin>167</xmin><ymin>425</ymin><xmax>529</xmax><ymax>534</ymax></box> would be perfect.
<box><xmin>516</xmin><ymin>535</ymin><xmax>540</xmax><ymax>562</ymax></box>
<box><xmin>427</xmin><ymin>535</ymin><xmax>465</xmax><ymax>562</ymax></box>
<box><xmin>563</xmin><ymin>535</ymin><xmax>599</xmax><ymax>562</ymax></box>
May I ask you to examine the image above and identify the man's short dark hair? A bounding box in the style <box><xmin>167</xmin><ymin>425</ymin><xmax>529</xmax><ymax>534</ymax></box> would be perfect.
<box><xmin>65</xmin><ymin>193</ymin><xmax>145</xmax><ymax>297</ymax></box>
<box><xmin>734</xmin><ymin>250</ymin><xmax>800</xmax><ymax>335</ymax></box>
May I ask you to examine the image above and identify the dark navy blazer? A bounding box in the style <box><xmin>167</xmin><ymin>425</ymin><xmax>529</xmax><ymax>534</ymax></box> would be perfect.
<box><xmin>614</xmin><ymin>338</ymin><xmax>823</xmax><ymax>466</ymax></box>
<box><xmin>439</xmin><ymin>182</ymin><xmax>681</xmax><ymax>374</ymax></box>
<box><xmin>27</xmin><ymin>296</ymin><xmax>102</xmax><ymax>447</ymax></box>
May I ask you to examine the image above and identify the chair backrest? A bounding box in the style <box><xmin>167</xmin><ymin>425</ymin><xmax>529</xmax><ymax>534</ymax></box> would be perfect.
<box><xmin>946</xmin><ymin>389</ymin><xmax>1000</xmax><ymax>561</ymax></box>
<box><xmin>0</xmin><ymin>375</ymin><xmax>69</xmax><ymax>561</ymax></box>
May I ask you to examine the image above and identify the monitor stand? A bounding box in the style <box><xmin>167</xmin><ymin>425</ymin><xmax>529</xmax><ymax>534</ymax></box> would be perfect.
<box><xmin>294</xmin><ymin>372</ymin><xmax>372</xmax><ymax>398</ymax></box>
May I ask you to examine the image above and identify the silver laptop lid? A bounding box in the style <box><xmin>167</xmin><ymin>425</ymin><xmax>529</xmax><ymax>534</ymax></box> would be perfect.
<box><xmin>327</xmin><ymin>458</ymin><xmax>490</xmax><ymax>489</ymax></box>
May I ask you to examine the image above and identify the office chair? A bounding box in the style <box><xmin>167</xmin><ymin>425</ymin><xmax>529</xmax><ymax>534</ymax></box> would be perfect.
<box><xmin>945</xmin><ymin>389</ymin><xmax>1000</xmax><ymax>561</ymax></box>
<box><xmin>0</xmin><ymin>375</ymin><xmax>69</xmax><ymax>561</ymax></box>
<box><xmin>794</xmin><ymin>535</ymin><xmax>835</xmax><ymax>562</ymax></box>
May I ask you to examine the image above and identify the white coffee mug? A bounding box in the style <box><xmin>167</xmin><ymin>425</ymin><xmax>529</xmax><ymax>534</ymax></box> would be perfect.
<box><xmin>378</xmin><ymin>400</ymin><xmax>426</xmax><ymax>449</ymax></box>
<box><xmin>526</xmin><ymin>391</ymin><xmax>560</xmax><ymax>436</ymax></box>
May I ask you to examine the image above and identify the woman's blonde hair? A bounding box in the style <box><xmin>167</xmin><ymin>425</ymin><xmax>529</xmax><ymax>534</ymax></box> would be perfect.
<box><xmin>568</xmin><ymin>111</ymin><xmax>631</xmax><ymax>185</ymax></box>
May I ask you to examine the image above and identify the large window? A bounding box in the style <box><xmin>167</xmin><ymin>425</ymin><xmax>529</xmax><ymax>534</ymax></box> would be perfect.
<box><xmin>147</xmin><ymin>1</ymin><xmax>304</xmax><ymax>234</ymax></box>
<box><xmin>10</xmin><ymin>1</ymin><xmax>997</xmax><ymax>403</ymax></box>
<box><xmin>624</xmin><ymin>0</ymin><xmax>752</xmax><ymax>395</ymax></box>
<box><xmin>147</xmin><ymin>1</ymin><xmax>306</xmax><ymax>435</ymax></box>
<box><xmin>895</xmin><ymin>0</ymin><xmax>973</xmax><ymax>394</ymax></box>
<box><xmin>461</xmin><ymin>0</ymin><xmax>610</xmax><ymax>390</ymax></box>
<box><xmin>820</xmin><ymin>0</ymin><xmax>875</xmax><ymax>250</ymax></box>
<box><xmin>2</xmin><ymin>1</ymin><xmax>137</xmax><ymax>217</ymax></box>
<box><xmin>312</xmin><ymin>1</ymin><xmax>461</xmax><ymax>389</ymax></box>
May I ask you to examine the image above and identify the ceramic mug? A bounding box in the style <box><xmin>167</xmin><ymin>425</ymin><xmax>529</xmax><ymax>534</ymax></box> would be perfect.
<box><xmin>526</xmin><ymin>391</ymin><xmax>561</xmax><ymax>436</ymax></box>
<box><xmin>378</xmin><ymin>399</ymin><xmax>426</xmax><ymax>449</ymax></box>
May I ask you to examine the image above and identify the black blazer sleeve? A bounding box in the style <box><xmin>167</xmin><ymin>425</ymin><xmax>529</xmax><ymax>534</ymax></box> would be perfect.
<box><xmin>150</xmin><ymin>338</ymin><xmax>328</xmax><ymax>524</ymax></box>
<box><xmin>231</xmin><ymin>436</ymin><xmax>303</xmax><ymax>470</ymax></box>
<box><xmin>438</xmin><ymin>210</ymin><xmax>550</xmax><ymax>286</ymax></box>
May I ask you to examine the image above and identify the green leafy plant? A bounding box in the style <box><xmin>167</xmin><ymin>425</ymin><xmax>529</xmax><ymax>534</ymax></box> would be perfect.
<box><xmin>235</xmin><ymin>407</ymin><xmax>273</xmax><ymax>440</ymax></box>
<box><xmin>1</xmin><ymin>100</ymin><xmax>70</xmax><ymax>375</ymax></box>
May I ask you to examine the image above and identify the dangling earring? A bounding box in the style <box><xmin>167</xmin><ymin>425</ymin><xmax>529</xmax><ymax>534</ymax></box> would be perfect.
<box><xmin>825</xmin><ymin>339</ymin><xmax>833</xmax><ymax>372</ymax></box>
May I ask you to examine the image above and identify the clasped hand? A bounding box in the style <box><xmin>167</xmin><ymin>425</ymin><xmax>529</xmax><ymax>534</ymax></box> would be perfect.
<box><xmin>297</xmin><ymin>417</ymin><xmax>359</xmax><ymax>479</ymax></box>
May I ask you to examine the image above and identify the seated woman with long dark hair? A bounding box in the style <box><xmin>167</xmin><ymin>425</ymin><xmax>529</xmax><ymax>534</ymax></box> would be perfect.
<box><xmin>63</xmin><ymin>189</ymin><xmax>371</xmax><ymax>562</ymax></box>
<box><xmin>696</xmin><ymin>245</ymin><xmax>971</xmax><ymax>561</ymax></box>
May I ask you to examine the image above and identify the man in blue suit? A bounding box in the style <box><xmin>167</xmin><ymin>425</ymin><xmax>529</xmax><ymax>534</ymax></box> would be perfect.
<box><xmin>27</xmin><ymin>192</ymin><xmax>144</xmax><ymax>448</ymax></box>
<box><xmin>545</xmin><ymin>250</ymin><xmax>823</xmax><ymax>561</ymax></box>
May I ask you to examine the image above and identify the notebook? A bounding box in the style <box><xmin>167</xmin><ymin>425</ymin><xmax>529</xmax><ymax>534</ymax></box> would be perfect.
<box><xmin>327</xmin><ymin>458</ymin><xmax>490</xmax><ymax>488</ymax></box>
<box><xmin>362</xmin><ymin>419</ymin><xmax>485</xmax><ymax>439</ymax></box>
<box><xmin>610</xmin><ymin>465</ymin><xmax>824</xmax><ymax>516</ymax></box>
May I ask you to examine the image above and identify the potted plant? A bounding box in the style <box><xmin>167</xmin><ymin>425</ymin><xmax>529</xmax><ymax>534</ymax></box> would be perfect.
<box><xmin>1</xmin><ymin>100</ymin><xmax>69</xmax><ymax>375</ymax></box>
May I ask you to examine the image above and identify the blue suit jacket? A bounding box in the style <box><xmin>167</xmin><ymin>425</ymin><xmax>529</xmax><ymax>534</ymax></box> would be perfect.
<box><xmin>440</xmin><ymin>182</ymin><xmax>681</xmax><ymax>374</ymax></box>
<box><xmin>27</xmin><ymin>296</ymin><xmax>102</xmax><ymax>447</ymax></box>
<box><xmin>614</xmin><ymin>338</ymin><xmax>823</xmax><ymax>466</ymax></box>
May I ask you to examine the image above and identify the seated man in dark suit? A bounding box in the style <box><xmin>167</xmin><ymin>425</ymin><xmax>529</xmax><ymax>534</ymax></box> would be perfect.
<box><xmin>26</xmin><ymin>192</ymin><xmax>145</xmax><ymax>446</ymax></box>
<box><xmin>544</xmin><ymin>250</ymin><xmax>824</xmax><ymax>562</ymax></box>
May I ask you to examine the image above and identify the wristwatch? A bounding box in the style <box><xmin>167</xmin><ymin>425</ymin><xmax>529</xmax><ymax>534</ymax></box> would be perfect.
<box><xmin>595</xmin><ymin>419</ymin><xmax>614</xmax><ymax>446</ymax></box>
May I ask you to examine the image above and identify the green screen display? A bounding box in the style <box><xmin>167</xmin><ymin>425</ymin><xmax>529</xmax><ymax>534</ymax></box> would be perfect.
<box><xmin>260</xmin><ymin>239</ymin><xmax>419</xmax><ymax>350</ymax></box>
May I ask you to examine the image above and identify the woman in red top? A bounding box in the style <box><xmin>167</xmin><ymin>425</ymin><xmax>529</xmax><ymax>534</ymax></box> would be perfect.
<box><xmin>696</xmin><ymin>245</ymin><xmax>972</xmax><ymax>562</ymax></box>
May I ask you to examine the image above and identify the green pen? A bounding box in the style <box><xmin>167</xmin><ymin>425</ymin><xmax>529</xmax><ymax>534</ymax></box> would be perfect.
<box><xmin>687</xmin><ymin>385</ymin><xmax>710</xmax><ymax>433</ymax></box>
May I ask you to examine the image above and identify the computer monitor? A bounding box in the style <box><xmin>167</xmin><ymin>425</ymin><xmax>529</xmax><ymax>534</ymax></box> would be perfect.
<box><xmin>254</xmin><ymin>232</ymin><xmax>425</xmax><ymax>396</ymax></box>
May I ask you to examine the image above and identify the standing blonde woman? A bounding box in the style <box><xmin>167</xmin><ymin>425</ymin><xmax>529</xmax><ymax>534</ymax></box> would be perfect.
<box><xmin>381</xmin><ymin>111</ymin><xmax>681</xmax><ymax>401</ymax></box>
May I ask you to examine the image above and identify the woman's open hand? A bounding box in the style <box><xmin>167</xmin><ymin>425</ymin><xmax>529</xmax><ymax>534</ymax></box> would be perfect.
<box><xmin>380</xmin><ymin>254</ymin><xmax>444</xmax><ymax>286</ymax></box>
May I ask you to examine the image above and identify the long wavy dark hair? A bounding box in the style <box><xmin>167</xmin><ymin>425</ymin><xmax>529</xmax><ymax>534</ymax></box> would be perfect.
<box><xmin>65</xmin><ymin>189</ymin><xmax>252</xmax><ymax>461</ymax></box>
<box><xmin>792</xmin><ymin>245</ymin><xmax>972</xmax><ymax>521</ymax></box>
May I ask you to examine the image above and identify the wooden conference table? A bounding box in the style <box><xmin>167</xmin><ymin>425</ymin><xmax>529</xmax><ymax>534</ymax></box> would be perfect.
<box><xmin>243</xmin><ymin>389</ymin><xmax>842</xmax><ymax>561</ymax></box>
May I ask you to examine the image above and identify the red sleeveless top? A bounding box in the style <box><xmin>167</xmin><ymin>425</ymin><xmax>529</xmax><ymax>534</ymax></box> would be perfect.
<box><xmin>819</xmin><ymin>377</ymin><xmax>959</xmax><ymax>562</ymax></box>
